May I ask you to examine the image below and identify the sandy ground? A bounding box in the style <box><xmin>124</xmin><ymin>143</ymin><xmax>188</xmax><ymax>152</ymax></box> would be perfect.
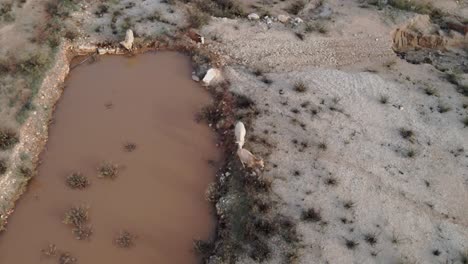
<box><xmin>0</xmin><ymin>0</ymin><xmax>467</xmax><ymax>263</ymax></box>
<box><xmin>227</xmin><ymin>61</ymin><xmax>468</xmax><ymax>263</ymax></box>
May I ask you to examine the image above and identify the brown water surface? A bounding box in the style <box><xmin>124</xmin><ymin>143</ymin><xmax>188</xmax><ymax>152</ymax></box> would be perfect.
<box><xmin>0</xmin><ymin>52</ymin><xmax>220</xmax><ymax>264</ymax></box>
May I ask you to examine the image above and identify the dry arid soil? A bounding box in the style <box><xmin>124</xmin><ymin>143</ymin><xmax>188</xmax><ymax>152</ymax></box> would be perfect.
<box><xmin>1</xmin><ymin>0</ymin><xmax>468</xmax><ymax>263</ymax></box>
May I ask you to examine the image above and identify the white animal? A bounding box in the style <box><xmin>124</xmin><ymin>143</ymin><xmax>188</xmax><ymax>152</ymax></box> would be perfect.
<box><xmin>202</xmin><ymin>68</ymin><xmax>221</xmax><ymax>86</ymax></box>
<box><xmin>120</xmin><ymin>29</ymin><xmax>134</xmax><ymax>50</ymax></box>
<box><xmin>237</xmin><ymin>148</ymin><xmax>264</xmax><ymax>170</ymax></box>
<box><xmin>235</xmin><ymin>121</ymin><xmax>246</xmax><ymax>149</ymax></box>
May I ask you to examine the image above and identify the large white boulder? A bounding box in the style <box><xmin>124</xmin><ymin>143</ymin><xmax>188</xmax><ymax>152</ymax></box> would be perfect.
<box><xmin>120</xmin><ymin>29</ymin><xmax>134</xmax><ymax>50</ymax></box>
<box><xmin>278</xmin><ymin>14</ymin><xmax>290</xmax><ymax>23</ymax></box>
<box><xmin>202</xmin><ymin>68</ymin><xmax>221</xmax><ymax>86</ymax></box>
<box><xmin>248</xmin><ymin>13</ymin><xmax>260</xmax><ymax>20</ymax></box>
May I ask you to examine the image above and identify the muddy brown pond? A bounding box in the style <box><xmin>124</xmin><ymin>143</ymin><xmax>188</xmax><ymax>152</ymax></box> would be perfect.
<box><xmin>0</xmin><ymin>52</ymin><xmax>220</xmax><ymax>263</ymax></box>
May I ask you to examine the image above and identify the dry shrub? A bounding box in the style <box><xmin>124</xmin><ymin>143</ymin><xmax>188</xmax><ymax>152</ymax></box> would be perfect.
<box><xmin>66</xmin><ymin>172</ymin><xmax>89</xmax><ymax>189</ymax></box>
<box><xmin>59</xmin><ymin>252</ymin><xmax>77</xmax><ymax>264</ymax></box>
<box><xmin>0</xmin><ymin>128</ymin><xmax>19</xmax><ymax>150</ymax></box>
<box><xmin>194</xmin><ymin>0</ymin><xmax>244</xmax><ymax>18</ymax></box>
<box><xmin>0</xmin><ymin>159</ymin><xmax>7</xmax><ymax>175</ymax></box>
<box><xmin>98</xmin><ymin>162</ymin><xmax>118</xmax><ymax>179</ymax></box>
<box><xmin>287</xmin><ymin>1</ymin><xmax>305</xmax><ymax>15</ymax></box>
<box><xmin>115</xmin><ymin>230</ymin><xmax>135</xmax><ymax>248</ymax></box>
<box><xmin>72</xmin><ymin>225</ymin><xmax>93</xmax><ymax>240</ymax></box>
<box><xmin>63</xmin><ymin>205</ymin><xmax>89</xmax><ymax>227</ymax></box>
<box><xmin>301</xmin><ymin>208</ymin><xmax>321</xmax><ymax>222</ymax></box>
<box><xmin>188</xmin><ymin>8</ymin><xmax>210</xmax><ymax>28</ymax></box>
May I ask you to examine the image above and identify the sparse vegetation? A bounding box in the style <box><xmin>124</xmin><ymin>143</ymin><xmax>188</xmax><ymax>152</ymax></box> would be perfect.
<box><xmin>98</xmin><ymin>162</ymin><xmax>118</xmax><ymax>179</ymax></box>
<box><xmin>41</xmin><ymin>243</ymin><xmax>57</xmax><ymax>257</ymax></box>
<box><xmin>249</xmin><ymin>240</ymin><xmax>271</xmax><ymax>262</ymax></box>
<box><xmin>0</xmin><ymin>128</ymin><xmax>19</xmax><ymax>150</ymax></box>
<box><xmin>462</xmin><ymin>117</ymin><xmax>468</xmax><ymax>128</ymax></box>
<box><xmin>293</xmin><ymin>81</ymin><xmax>307</xmax><ymax>93</ymax></box>
<box><xmin>324</xmin><ymin>177</ymin><xmax>338</xmax><ymax>186</ymax></box>
<box><xmin>344</xmin><ymin>238</ymin><xmax>359</xmax><ymax>249</ymax></box>
<box><xmin>423</xmin><ymin>86</ymin><xmax>438</xmax><ymax>97</ymax></box>
<box><xmin>66</xmin><ymin>172</ymin><xmax>89</xmax><ymax>189</ymax></box>
<box><xmin>72</xmin><ymin>225</ymin><xmax>92</xmax><ymax>240</ymax></box>
<box><xmin>234</xmin><ymin>93</ymin><xmax>255</xmax><ymax>109</ymax></box>
<box><xmin>194</xmin><ymin>0</ymin><xmax>244</xmax><ymax>18</ymax></box>
<box><xmin>406</xmin><ymin>148</ymin><xmax>416</xmax><ymax>158</ymax></box>
<box><xmin>0</xmin><ymin>159</ymin><xmax>7</xmax><ymax>175</ymax></box>
<box><xmin>343</xmin><ymin>200</ymin><xmax>355</xmax><ymax>210</ymax></box>
<box><xmin>318</xmin><ymin>142</ymin><xmax>327</xmax><ymax>150</ymax></box>
<box><xmin>437</xmin><ymin>103</ymin><xmax>451</xmax><ymax>113</ymax></box>
<box><xmin>253</xmin><ymin>68</ymin><xmax>263</xmax><ymax>77</ymax></box>
<box><xmin>17</xmin><ymin>165</ymin><xmax>32</xmax><ymax>178</ymax></box>
<box><xmin>94</xmin><ymin>4</ymin><xmax>108</xmax><ymax>17</ymax></box>
<box><xmin>305</xmin><ymin>22</ymin><xmax>328</xmax><ymax>34</ymax></box>
<box><xmin>193</xmin><ymin>239</ymin><xmax>214</xmax><ymax>258</ymax></box>
<box><xmin>63</xmin><ymin>205</ymin><xmax>89</xmax><ymax>227</ymax></box>
<box><xmin>261</xmin><ymin>76</ymin><xmax>273</xmax><ymax>85</ymax></box>
<box><xmin>0</xmin><ymin>2</ymin><xmax>15</xmax><ymax>22</ymax></box>
<box><xmin>364</xmin><ymin>233</ymin><xmax>378</xmax><ymax>246</ymax></box>
<box><xmin>115</xmin><ymin>230</ymin><xmax>135</xmax><ymax>248</ymax></box>
<box><xmin>123</xmin><ymin>142</ymin><xmax>137</xmax><ymax>152</ymax></box>
<box><xmin>387</xmin><ymin>0</ymin><xmax>438</xmax><ymax>15</ymax></box>
<box><xmin>188</xmin><ymin>8</ymin><xmax>210</xmax><ymax>28</ymax></box>
<box><xmin>399</xmin><ymin>128</ymin><xmax>415</xmax><ymax>143</ymax></box>
<box><xmin>287</xmin><ymin>0</ymin><xmax>305</xmax><ymax>15</ymax></box>
<box><xmin>294</xmin><ymin>32</ymin><xmax>305</xmax><ymax>40</ymax></box>
<box><xmin>379</xmin><ymin>95</ymin><xmax>389</xmax><ymax>104</ymax></box>
<box><xmin>59</xmin><ymin>252</ymin><xmax>77</xmax><ymax>264</ymax></box>
<box><xmin>301</xmin><ymin>208</ymin><xmax>322</xmax><ymax>222</ymax></box>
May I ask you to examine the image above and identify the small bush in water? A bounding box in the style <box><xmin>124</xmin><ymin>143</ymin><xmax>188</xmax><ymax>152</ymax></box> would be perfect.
<box><xmin>98</xmin><ymin>162</ymin><xmax>118</xmax><ymax>179</ymax></box>
<box><xmin>66</xmin><ymin>172</ymin><xmax>89</xmax><ymax>189</ymax></box>
<box><xmin>63</xmin><ymin>205</ymin><xmax>89</xmax><ymax>227</ymax></box>
<box><xmin>115</xmin><ymin>230</ymin><xmax>135</xmax><ymax>248</ymax></box>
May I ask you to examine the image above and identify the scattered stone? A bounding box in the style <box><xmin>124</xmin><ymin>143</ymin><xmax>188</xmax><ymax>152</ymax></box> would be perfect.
<box><xmin>293</xmin><ymin>17</ymin><xmax>303</xmax><ymax>25</ymax></box>
<box><xmin>248</xmin><ymin>13</ymin><xmax>260</xmax><ymax>20</ymax></box>
<box><xmin>192</xmin><ymin>74</ymin><xmax>200</xmax><ymax>82</ymax></box>
<box><xmin>278</xmin><ymin>14</ymin><xmax>290</xmax><ymax>23</ymax></box>
<box><xmin>264</xmin><ymin>16</ymin><xmax>273</xmax><ymax>26</ymax></box>
<box><xmin>202</xmin><ymin>68</ymin><xmax>221</xmax><ymax>86</ymax></box>
<box><xmin>120</xmin><ymin>29</ymin><xmax>134</xmax><ymax>50</ymax></box>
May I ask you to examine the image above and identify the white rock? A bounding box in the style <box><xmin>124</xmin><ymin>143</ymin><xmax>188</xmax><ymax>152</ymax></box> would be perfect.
<box><xmin>202</xmin><ymin>68</ymin><xmax>221</xmax><ymax>86</ymax></box>
<box><xmin>293</xmin><ymin>17</ymin><xmax>304</xmax><ymax>24</ymax></box>
<box><xmin>120</xmin><ymin>29</ymin><xmax>134</xmax><ymax>50</ymax></box>
<box><xmin>192</xmin><ymin>75</ymin><xmax>200</xmax><ymax>82</ymax></box>
<box><xmin>98</xmin><ymin>48</ymin><xmax>107</xmax><ymax>55</ymax></box>
<box><xmin>278</xmin><ymin>14</ymin><xmax>290</xmax><ymax>23</ymax></box>
<box><xmin>248</xmin><ymin>13</ymin><xmax>260</xmax><ymax>20</ymax></box>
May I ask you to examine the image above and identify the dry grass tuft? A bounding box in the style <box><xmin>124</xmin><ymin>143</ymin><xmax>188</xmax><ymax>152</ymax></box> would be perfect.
<box><xmin>72</xmin><ymin>225</ymin><xmax>93</xmax><ymax>240</ymax></box>
<box><xmin>59</xmin><ymin>252</ymin><xmax>77</xmax><ymax>264</ymax></box>
<box><xmin>98</xmin><ymin>162</ymin><xmax>118</xmax><ymax>179</ymax></box>
<box><xmin>115</xmin><ymin>230</ymin><xmax>135</xmax><ymax>248</ymax></box>
<box><xmin>293</xmin><ymin>81</ymin><xmax>308</xmax><ymax>93</ymax></box>
<box><xmin>287</xmin><ymin>0</ymin><xmax>305</xmax><ymax>15</ymax></box>
<box><xmin>66</xmin><ymin>172</ymin><xmax>89</xmax><ymax>189</ymax></box>
<box><xmin>188</xmin><ymin>7</ymin><xmax>211</xmax><ymax>28</ymax></box>
<box><xmin>301</xmin><ymin>208</ymin><xmax>322</xmax><ymax>222</ymax></box>
<box><xmin>63</xmin><ymin>205</ymin><xmax>89</xmax><ymax>227</ymax></box>
<box><xmin>0</xmin><ymin>128</ymin><xmax>19</xmax><ymax>150</ymax></box>
<box><xmin>0</xmin><ymin>159</ymin><xmax>7</xmax><ymax>175</ymax></box>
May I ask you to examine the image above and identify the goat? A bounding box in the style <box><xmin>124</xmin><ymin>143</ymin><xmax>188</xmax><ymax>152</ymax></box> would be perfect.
<box><xmin>237</xmin><ymin>148</ymin><xmax>264</xmax><ymax>170</ymax></box>
<box><xmin>235</xmin><ymin>121</ymin><xmax>246</xmax><ymax>149</ymax></box>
